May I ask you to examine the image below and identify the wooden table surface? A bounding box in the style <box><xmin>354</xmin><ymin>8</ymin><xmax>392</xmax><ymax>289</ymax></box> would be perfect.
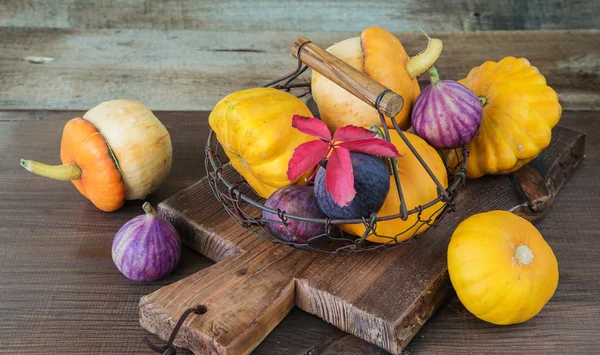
<box><xmin>2</xmin><ymin>1</ymin><xmax>600</xmax><ymax>354</ymax></box>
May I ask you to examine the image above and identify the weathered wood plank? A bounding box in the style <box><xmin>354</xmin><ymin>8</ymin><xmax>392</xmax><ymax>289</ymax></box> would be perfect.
<box><xmin>1</xmin><ymin>0</ymin><xmax>598</xmax><ymax>32</ymax></box>
<box><xmin>403</xmin><ymin>111</ymin><xmax>600</xmax><ymax>355</ymax></box>
<box><xmin>1</xmin><ymin>29</ymin><xmax>599</xmax><ymax>111</ymax></box>
<box><xmin>140</xmin><ymin>244</ymin><xmax>315</xmax><ymax>355</ymax></box>
<box><xmin>0</xmin><ymin>110</ymin><xmax>599</xmax><ymax>354</ymax></box>
<box><xmin>303</xmin><ymin>334</ymin><xmax>390</xmax><ymax>355</ymax></box>
<box><xmin>143</xmin><ymin>122</ymin><xmax>585</xmax><ymax>354</ymax></box>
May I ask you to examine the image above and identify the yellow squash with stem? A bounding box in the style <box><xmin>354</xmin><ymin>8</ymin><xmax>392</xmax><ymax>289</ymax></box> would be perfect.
<box><xmin>445</xmin><ymin>57</ymin><xmax>562</xmax><ymax>178</ymax></box>
<box><xmin>311</xmin><ymin>26</ymin><xmax>443</xmax><ymax>131</ymax></box>
<box><xmin>448</xmin><ymin>211</ymin><xmax>559</xmax><ymax>325</ymax></box>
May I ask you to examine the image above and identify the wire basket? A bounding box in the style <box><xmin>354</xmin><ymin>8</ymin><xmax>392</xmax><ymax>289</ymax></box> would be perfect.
<box><xmin>205</xmin><ymin>38</ymin><xmax>469</xmax><ymax>255</ymax></box>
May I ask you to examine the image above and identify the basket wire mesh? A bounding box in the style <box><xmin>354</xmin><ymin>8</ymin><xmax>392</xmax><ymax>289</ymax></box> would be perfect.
<box><xmin>205</xmin><ymin>54</ymin><xmax>469</xmax><ymax>255</ymax></box>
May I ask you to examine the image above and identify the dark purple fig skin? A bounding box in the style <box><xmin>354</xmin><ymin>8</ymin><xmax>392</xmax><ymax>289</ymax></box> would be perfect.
<box><xmin>314</xmin><ymin>152</ymin><xmax>390</xmax><ymax>220</ymax></box>
<box><xmin>412</xmin><ymin>79</ymin><xmax>483</xmax><ymax>150</ymax></box>
<box><xmin>262</xmin><ymin>185</ymin><xmax>327</xmax><ymax>246</ymax></box>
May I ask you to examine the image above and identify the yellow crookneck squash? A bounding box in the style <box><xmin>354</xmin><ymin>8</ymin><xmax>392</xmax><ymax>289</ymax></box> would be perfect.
<box><xmin>311</xmin><ymin>26</ymin><xmax>442</xmax><ymax>132</ymax></box>
<box><xmin>448</xmin><ymin>210</ymin><xmax>559</xmax><ymax>325</ymax></box>
<box><xmin>209</xmin><ymin>88</ymin><xmax>317</xmax><ymax>198</ymax></box>
<box><xmin>342</xmin><ymin>131</ymin><xmax>448</xmax><ymax>243</ymax></box>
<box><xmin>445</xmin><ymin>56</ymin><xmax>562</xmax><ymax>178</ymax></box>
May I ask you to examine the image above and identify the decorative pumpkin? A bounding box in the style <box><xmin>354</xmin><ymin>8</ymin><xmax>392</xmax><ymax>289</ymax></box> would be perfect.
<box><xmin>311</xmin><ymin>26</ymin><xmax>443</xmax><ymax>131</ymax></box>
<box><xmin>445</xmin><ymin>57</ymin><xmax>562</xmax><ymax>178</ymax></box>
<box><xmin>448</xmin><ymin>210</ymin><xmax>559</xmax><ymax>325</ymax></box>
<box><xmin>20</xmin><ymin>100</ymin><xmax>172</xmax><ymax>212</ymax></box>
<box><xmin>209</xmin><ymin>88</ymin><xmax>317</xmax><ymax>198</ymax></box>
<box><xmin>342</xmin><ymin>132</ymin><xmax>448</xmax><ymax>242</ymax></box>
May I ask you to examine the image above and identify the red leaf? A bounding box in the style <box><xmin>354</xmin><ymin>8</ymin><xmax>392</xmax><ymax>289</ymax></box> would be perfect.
<box><xmin>337</xmin><ymin>138</ymin><xmax>401</xmax><ymax>158</ymax></box>
<box><xmin>333</xmin><ymin>125</ymin><xmax>376</xmax><ymax>142</ymax></box>
<box><xmin>287</xmin><ymin>140</ymin><xmax>330</xmax><ymax>182</ymax></box>
<box><xmin>292</xmin><ymin>115</ymin><xmax>331</xmax><ymax>141</ymax></box>
<box><xmin>326</xmin><ymin>147</ymin><xmax>356</xmax><ymax>207</ymax></box>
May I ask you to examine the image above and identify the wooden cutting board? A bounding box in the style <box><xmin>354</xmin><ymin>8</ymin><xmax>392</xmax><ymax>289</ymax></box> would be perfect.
<box><xmin>139</xmin><ymin>125</ymin><xmax>585</xmax><ymax>355</ymax></box>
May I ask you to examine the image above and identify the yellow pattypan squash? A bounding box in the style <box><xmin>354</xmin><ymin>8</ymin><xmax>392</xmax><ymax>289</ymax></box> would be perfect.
<box><xmin>448</xmin><ymin>210</ymin><xmax>559</xmax><ymax>325</ymax></box>
<box><xmin>342</xmin><ymin>131</ymin><xmax>448</xmax><ymax>242</ymax></box>
<box><xmin>446</xmin><ymin>57</ymin><xmax>562</xmax><ymax>178</ymax></box>
<box><xmin>209</xmin><ymin>88</ymin><xmax>317</xmax><ymax>198</ymax></box>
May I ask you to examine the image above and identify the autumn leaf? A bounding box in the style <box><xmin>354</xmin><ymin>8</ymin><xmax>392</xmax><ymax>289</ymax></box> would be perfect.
<box><xmin>325</xmin><ymin>147</ymin><xmax>355</xmax><ymax>207</ymax></box>
<box><xmin>287</xmin><ymin>140</ymin><xmax>330</xmax><ymax>182</ymax></box>
<box><xmin>286</xmin><ymin>116</ymin><xmax>401</xmax><ymax>207</ymax></box>
<box><xmin>292</xmin><ymin>115</ymin><xmax>331</xmax><ymax>141</ymax></box>
<box><xmin>333</xmin><ymin>125</ymin><xmax>377</xmax><ymax>142</ymax></box>
<box><xmin>337</xmin><ymin>138</ymin><xmax>400</xmax><ymax>157</ymax></box>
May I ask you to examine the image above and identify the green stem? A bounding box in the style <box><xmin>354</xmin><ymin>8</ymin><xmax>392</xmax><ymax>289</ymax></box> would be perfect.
<box><xmin>20</xmin><ymin>159</ymin><xmax>82</xmax><ymax>180</ymax></box>
<box><xmin>369</xmin><ymin>125</ymin><xmax>386</xmax><ymax>139</ymax></box>
<box><xmin>479</xmin><ymin>95</ymin><xmax>488</xmax><ymax>107</ymax></box>
<box><xmin>142</xmin><ymin>202</ymin><xmax>157</xmax><ymax>216</ymax></box>
<box><xmin>428</xmin><ymin>66</ymin><xmax>441</xmax><ymax>86</ymax></box>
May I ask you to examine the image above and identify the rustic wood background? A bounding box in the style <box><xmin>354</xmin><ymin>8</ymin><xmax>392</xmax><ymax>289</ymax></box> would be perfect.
<box><xmin>1</xmin><ymin>0</ymin><xmax>599</xmax><ymax>112</ymax></box>
<box><xmin>1</xmin><ymin>1</ymin><xmax>599</xmax><ymax>354</ymax></box>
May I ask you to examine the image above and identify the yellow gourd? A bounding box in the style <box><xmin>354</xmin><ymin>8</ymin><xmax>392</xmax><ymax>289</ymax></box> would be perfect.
<box><xmin>448</xmin><ymin>210</ymin><xmax>559</xmax><ymax>325</ymax></box>
<box><xmin>342</xmin><ymin>132</ymin><xmax>448</xmax><ymax>242</ymax></box>
<box><xmin>311</xmin><ymin>26</ymin><xmax>442</xmax><ymax>131</ymax></box>
<box><xmin>445</xmin><ymin>57</ymin><xmax>562</xmax><ymax>178</ymax></box>
<box><xmin>209</xmin><ymin>88</ymin><xmax>317</xmax><ymax>198</ymax></box>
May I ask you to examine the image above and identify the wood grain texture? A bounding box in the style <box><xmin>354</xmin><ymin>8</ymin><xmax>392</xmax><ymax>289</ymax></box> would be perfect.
<box><xmin>1</xmin><ymin>0</ymin><xmax>598</xmax><ymax>31</ymax></box>
<box><xmin>0</xmin><ymin>111</ymin><xmax>210</xmax><ymax>355</ymax></box>
<box><xmin>403</xmin><ymin>112</ymin><xmax>600</xmax><ymax>355</ymax></box>
<box><xmin>303</xmin><ymin>335</ymin><xmax>389</xmax><ymax>355</ymax></box>
<box><xmin>0</xmin><ymin>110</ymin><xmax>342</xmax><ymax>355</ymax></box>
<box><xmin>140</xmin><ymin>244</ymin><xmax>315</xmax><ymax>355</ymax></box>
<box><xmin>295</xmin><ymin>127</ymin><xmax>585</xmax><ymax>354</ymax></box>
<box><xmin>1</xmin><ymin>110</ymin><xmax>599</xmax><ymax>355</ymax></box>
<box><xmin>158</xmin><ymin>163</ymin><xmax>269</xmax><ymax>262</ymax></box>
<box><xmin>1</xmin><ymin>29</ymin><xmax>599</xmax><ymax>111</ymax></box>
<box><xmin>146</xmin><ymin>123</ymin><xmax>584</xmax><ymax>354</ymax></box>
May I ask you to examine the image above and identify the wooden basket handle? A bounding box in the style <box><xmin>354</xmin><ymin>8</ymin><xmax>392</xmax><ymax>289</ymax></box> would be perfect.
<box><xmin>292</xmin><ymin>37</ymin><xmax>404</xmax><ymax>118</ymax></box>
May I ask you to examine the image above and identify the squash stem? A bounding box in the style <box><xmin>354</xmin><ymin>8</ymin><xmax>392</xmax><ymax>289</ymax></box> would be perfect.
<box><xmin>369</xmin><ymin>125</ymin><xmax>386</xmax><ymax>139</ymax></box>
<box><xmin>405</xmin><ymin>37</ymin><xmax>443</xmax><ymax>78</ymax></box>
<box><xmin>20</xmin><ymin>159</ymin><xmax>82</xmax><ymax>180</ymax></box>
<box><xmin>479</xmin><ymin>96</ymin><xmax>488</xmax><ymax>107</ymax></box>
<box><xmin>142</xmin><ymin>202</ymin><xmax>157</xmax><ymax>216</ymax></box>
<box><xmin>515</xmin><ymin>244</ymin><xmax>534</xmax><ymax>265</ymax></box>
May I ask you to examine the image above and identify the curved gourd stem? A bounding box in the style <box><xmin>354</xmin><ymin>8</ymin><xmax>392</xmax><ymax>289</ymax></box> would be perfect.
<box><xmin>405</xmin><ymin>38</ymin><xmax>443</xmax><ymax>79</ymax></box>
<box><xmin>20</xmin><ymin>159</ymin><xmax>82</xmax><ymax>180</ymax></box>
<box><xmin>142</xmin><ymin>202</ymin><xmax>158</xmax><ymax>216</ymax></box>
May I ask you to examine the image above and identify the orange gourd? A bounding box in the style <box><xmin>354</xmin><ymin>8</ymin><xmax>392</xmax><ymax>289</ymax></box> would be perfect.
<box><xmin>311</xmin><ymin>26</ymin><xmax>442</xmax><ymax>131</ymax></box>
<box><xmin>61</xmin><ymin>117</ymin><xmax>126</xmax><ymax>211</ymax></box>
<box><xmin>448</xmin><ymin>211</ymin><xmax>559</xmax><ymax>325</ymax></box>
<box><xmin>342</xmin><ymin>132</ymin><xmax>448</xmax><ymax>242</ymax></box>
<box><xmin>21</xmin><ymin>100</ymin><xmax>172</xmax><ymax>212</ymax></box>
<box><xmin>446</xmin><ymin>57</ymin><xmax>562</xmax><ymax>178</ymax></box>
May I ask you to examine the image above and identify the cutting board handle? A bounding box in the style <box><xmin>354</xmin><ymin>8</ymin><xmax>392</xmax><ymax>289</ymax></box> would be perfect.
<box><xmin>140</xmin><ymin>244</ymin><xmax>315</xmax><ymax>355</ymax></box>
<box><xmin>292</xmin><ymin>37</ymin><xmax>404</xmax><ymax>118</ymax></box>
